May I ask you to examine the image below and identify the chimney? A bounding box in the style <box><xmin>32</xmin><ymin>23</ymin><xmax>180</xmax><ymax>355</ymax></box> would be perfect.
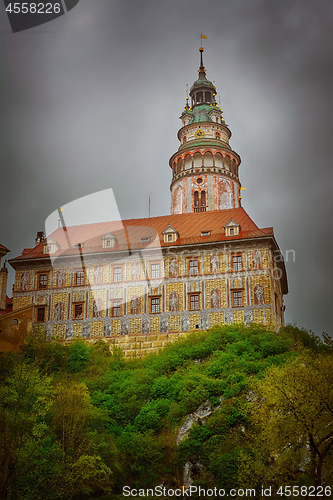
<box><xmin>0</xmin><ymin>262</ymin><xmax>8</xmax><ymax>311</ymax></box>
<box><xmin>35</xmin><ymin>231</ymin><xmax>45</xmax><ymax>245</ymax></box>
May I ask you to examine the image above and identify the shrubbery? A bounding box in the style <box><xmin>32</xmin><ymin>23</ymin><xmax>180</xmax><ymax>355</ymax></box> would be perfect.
<box><xmin>0</xmin><ymin>324</ymin><xmax>331</xmax><ymax>499</ymax></box>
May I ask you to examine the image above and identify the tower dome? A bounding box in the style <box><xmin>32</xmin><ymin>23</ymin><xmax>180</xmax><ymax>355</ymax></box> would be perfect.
<box><xmin>170</xmin><ymin>48</ymin><xmax>242</xmax><ymax>215</ymax></box>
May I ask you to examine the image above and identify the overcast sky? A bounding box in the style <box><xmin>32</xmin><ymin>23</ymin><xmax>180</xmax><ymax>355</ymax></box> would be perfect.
<box><xmin>0</xmin><ymin>0</ymin><xmax>332</xmax><ymax>335</ymax></box>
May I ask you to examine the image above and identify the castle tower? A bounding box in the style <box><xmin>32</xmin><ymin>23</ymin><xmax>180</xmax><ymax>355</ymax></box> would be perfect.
<box><xmin>170</xmin><ymin>47</ymin><xmax>241</xmax><ymax>215</ymax></box>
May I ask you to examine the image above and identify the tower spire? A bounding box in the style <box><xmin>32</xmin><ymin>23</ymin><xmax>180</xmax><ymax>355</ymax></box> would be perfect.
<box><xmin>198</xmin><ymin>46</ymin><xmax>206</xmax><ymax>79</ymax></box>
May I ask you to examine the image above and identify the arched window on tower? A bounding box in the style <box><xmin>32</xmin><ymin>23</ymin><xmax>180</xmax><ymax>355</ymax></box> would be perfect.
<box><xmin>196</xmin><ymin>91</ymin><xmax>203</xmax><ymax>103</ymax></box>
<box><xmin>215</xmin><ymin>132</ymin><xmax>220</xmax><ymax>140</ymax></box>
<box><xmin>205</xmin><ymin>91</ymin><xmax>211</xmax><ymax>102</ymax></box>
<box><xmin>201</xmin><ymin>191</ymin><xmax>206</xmax><ymax>212</ymax></box>
<box><xmin>182</xmin><ymin>135</ymin><xmax>187</xmax><ymax>144</ymax></box>
<box><xmin>194</xmin><ymin>191</ymin><xmax>199</xmax><ymax>212</ymax></box>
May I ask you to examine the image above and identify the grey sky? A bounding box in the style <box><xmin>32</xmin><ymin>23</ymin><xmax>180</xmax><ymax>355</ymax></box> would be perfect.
<box><xmin>0</xmin><ymin>0</ymin><xmax>332</xmax><ymax>335</ymax></box>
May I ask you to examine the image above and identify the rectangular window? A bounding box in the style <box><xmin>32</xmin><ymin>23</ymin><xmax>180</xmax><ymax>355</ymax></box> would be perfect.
<box><xmin>37</xmin><ymin>307</ymin><xmax>45</xmax><ymax>322</ymax></box>
<box><xmin>74</xmin><ymin>303</ymin><xmax>83</xmax><ymax>319</ymax></box>
<box><xmin>189</xmin><ymin>259</ymin><xmax>199</xmax><ymax>275</ymax></box>
<box><xmin>151</xmin><ymin>297</ymin><xmax>160</xmax><ymax>314</ymax></box>
<box><xmin>233</xmin><ymin>291</ymin><xmax>243</xmax><ymax>307</ymax></box>
<box><xmin>112</xmin><ymin>301</ymin><xmax>121</xmax><ymax>317</ymax></box>
<box><xmin>38</xmin><ymin>273</ymin><xmax>48</xmax><ymax>289</ymax></box>
<box><xmin>190</xmin><ymin>294</ymin><xmax>199</xmax><ymax>310</ymax></box>
<box><xmin>168</xmin><ymin>234</ymin><xmax>173</xmax><ymax>242</ymax></box>
<box><xmin>113</xmin><ymin>267</ymin><xmax>122</xmax><ymax>282</ymax></box>
<box><xmin>151</xmin><ymin>263</ymin><xmax>160</xmax><ymax>279</ymax></box>
<box><xmin>75</xmin><ymin>271</ymin><xmax>84</xmax><ymax>286</ymax></box>
<box><xmin>232</xmin><ymin>255</ymin><xmax>242</xmax><ymax>271</ymax></box>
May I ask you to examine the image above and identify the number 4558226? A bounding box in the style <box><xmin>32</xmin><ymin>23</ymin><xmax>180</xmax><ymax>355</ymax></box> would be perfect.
<box><xmin>6</xmin><ymin>3</ymin><xmax>61</xmax><ymax>14</ymax></box>
<box><xmin>277</xmin><ymin>485</ymin><xmax>331</xmax><ymax>497</ymax></box>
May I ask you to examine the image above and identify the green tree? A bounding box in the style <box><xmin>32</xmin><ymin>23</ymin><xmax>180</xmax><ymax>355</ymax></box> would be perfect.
<box><xmin>240</xmin><ymin>352</ymin><xmax>333</xmax><ymax>489</ymax></box>
<box><xmin>0</xmin><ymin>357</ymin><xmax>52</xmax><ymax>500</ymax></box>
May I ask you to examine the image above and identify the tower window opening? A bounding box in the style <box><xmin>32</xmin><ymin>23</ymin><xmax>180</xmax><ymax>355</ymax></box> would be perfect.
<box><xmin>215</xmin><ymin>132</ymin><xmax>220</xmax><ymax>139</ymax></box>
<box><xmin>201</xmin><ymin>191</ymin><xmax>206</xmax><ymax>211</ymax></box>
<box><xmin>194</xmin><ymin>191</ymin><xmax>199</xmax><ymax>212</ymax></box>
<box><xmin>216</xmin><ymin>117</ymin><xmax>219</xmax><ymax>123</ymax></box>
<box><xmin>196</xmin><ymin>91</ymin><xmax>203</xmax><ymax>103</ymax></box>
<box><xmin>205</xmin><ymin>91</ymin><xmax>211</xmax><ymax>102</ymax></box>
<box><xmin>182</xmin><ymin>136</ymin><xmax>187</xmax><ymax>144</ymax></box>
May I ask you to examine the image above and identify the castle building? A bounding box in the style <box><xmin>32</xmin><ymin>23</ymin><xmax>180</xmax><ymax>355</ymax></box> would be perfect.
<box><xmin>8</xmin><ymin>49</ymin><xmax>288</xmax><ymax>341</ymax></box>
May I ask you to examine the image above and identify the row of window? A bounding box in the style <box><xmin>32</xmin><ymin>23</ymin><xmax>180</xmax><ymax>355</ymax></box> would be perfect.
<box><xmin>35</xmin><ymin>290</ymin><xmax>245</xmax><ymax>323</ymax></box>
<box><xmin>24</xmin><ymin>255</ymin><xmax>249</xmax><ymax>291</ymax></box>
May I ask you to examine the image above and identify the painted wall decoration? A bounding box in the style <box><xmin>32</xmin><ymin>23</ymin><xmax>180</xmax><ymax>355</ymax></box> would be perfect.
<box><xmin>211</xmin><ymin>289</ymin><xmax>220</xmax><ymax>309</ymax></box>
<box><xmin>211</xmin><ymin>254</ymin><xmax>220</xmax><ymax>273</ymax></box>
<box><xmin>93</xmin><ymin>298</ymin><xmax>103</xmax><ymax>317</ymax></box>
<box><xmin>252</xmin><ymin>250</ymin><xmax>262</xmax><ymax>269</ymax></box>
<box><xmin>94</xmin><ymin>266</ymin><xmax>103</xmax><ymax>284</ymax></box>
<box><xmin>169</xmin><ymin>258</ymin><xmax>179</xmax><ymax>277</ymax></box>
<box><xmin>142</xmin><ymin>318</ymin><xmax>150</xmax><ymax>335</ymax></box>
<box><xmin>218</xmin><ymin>177</ymin><xmax>233</xmax><ymax>209</ymax></box>
<box><xmin>130</xmin><ymin>296</ymin><xmax>140</xmax><ymax>315</ymax></box>
<box><xmin>21</xmin><ymin>272</ymin><xmax>29</xmax><ymax>290</ymax></box>
<box><xmin>169</xmin><ymin>292</ymin><xmax>179</xmax><ymax>312</ymax></box>
<box><xmin>253</xmin><ymin>284</ymin><xmax>265</xmax><ymax>305</ymax></box>
<box><xmin>56</xmin><ymin>269</ymin><xmax>65</xmax><ymax>287</ymax></box>
<box><xmin>54</xmin><ymin>301</ymin><xmax>64</xmax><ymax>321</ymax></box>
<box><xmin>131</xmin><ymin>261</ymin><xmax>141</xmax><ymax>281</ymax></box>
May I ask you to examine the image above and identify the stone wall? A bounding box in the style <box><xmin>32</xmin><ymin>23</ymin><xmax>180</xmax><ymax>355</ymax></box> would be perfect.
<box><xmin>66</xmin><ymin>331</ymin><xmax>191</xmax><ymax>358</ymax></box>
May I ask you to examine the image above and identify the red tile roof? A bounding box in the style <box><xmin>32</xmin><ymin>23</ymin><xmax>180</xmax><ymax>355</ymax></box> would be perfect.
<box><xmin>10</xmin><ymin>208</ymin><xmax>275</xmax><ymax>262</ymax></box>
<box><xmin>0</xmin><ymin>243</ymin><xmax>10</xmax><ymax>253</ymax></box>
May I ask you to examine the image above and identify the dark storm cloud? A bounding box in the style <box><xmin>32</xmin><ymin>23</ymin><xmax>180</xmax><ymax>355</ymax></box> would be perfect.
<box><xmin>0</xmin><ymin>0</ymin><xmax>332</xmax><ymax>334</ymax></box>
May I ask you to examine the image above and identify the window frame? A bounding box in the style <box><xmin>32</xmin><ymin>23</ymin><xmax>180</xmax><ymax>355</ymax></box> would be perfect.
<box><xmin>150</xmin><ymin>262</ymin><xmax>160</xmax><ymax>280</ymax></box>
<box><xmin>189</xmin><ymin>293</ymin><xmax>200</xmax><ymax>311</ymax></box>
<box><xmin>37</xmin><ymin>272</ymin><xmax>48</xmax><ymax>290</ymax></box>
<box><xmin>150</xmin><ymin>297</ymin><xmax>160</xmax><ymax>314</ymax></box>
<box><xmin>36</xmin><ymin>306</ymin><xmax>46</xmax><ymax>323</ymax></box>
<box><xmin>113</xmin><ymin>266</ymin><xmax>122</xmax><ymax>282</ymax></box>
<box><xmin>75</xmin><ymin>270</ymin><xmax>85</xmax><ymax>286</ymax></box>
<box><xmin>232</xmin><ymin>290</ymin><xmax>243</xmax><ymax>308</ymax></box>
<box><xmin>111</xmin><ymin>300</ymin><xmax>121</xmax><ymax>317</ymax></box>
<box><xmin>74</xmin><ymin>302</ymin><xmax>84</xmax><ymax>320</ymax></box>
<box><xmin>189</xmin><ymin>258</ymin><xmax>199</xmax><ymax>276</ymax></box>
<box><xmin>232</xmin><ymin>254</ymin><xmax>242</xmax><ymax>271</ymax></box>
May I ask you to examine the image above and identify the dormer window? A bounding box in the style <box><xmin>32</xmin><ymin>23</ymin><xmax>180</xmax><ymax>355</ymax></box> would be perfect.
<box><xmin>42</xmin><ymin>237</ymin><xmax>59</xmax><ymax>255</ymax></box>
<box><xmin>224</xmin><ymin>219</ymin><xmax>240</xmax><ymax>237</ymax></box>
<box><xmin>141</xmin><ymin>237</ymin><xmax>150</xmax><ymax>243</ymax></box>
<box><xmin>201</xmin><ymin>231</ymin><xmax>210</xmax><ymax>237</ymax></box>
<box><xmin>162</xmin><ymin>225</ymin><xmax>179</xmax><ymax>243</ymax></box>
<box><xmin>101</xmin><ymin>230</ymin><xmax>117</xmax><ymax>249</ymax></box>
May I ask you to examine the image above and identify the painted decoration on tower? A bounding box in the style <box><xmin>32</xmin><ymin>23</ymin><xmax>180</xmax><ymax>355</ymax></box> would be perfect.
<box><xmin>252</xmin><ymin>250</ymin><xmax>262</xmax><ymax>269</ymax></box>
<box><xmin>253</xmin><ymin>284</ymin><xmax>265</xmax><ymax>305</ymax></box>
<box><xmin>56</xmin><ymin>269</ymin><xmax>65</xmax><ymax>287</ymax></box>
<box><xmin>169</xmin><ymin>258</ymin><xmax>179</xmax><ymax>277</ymax></box>
<box><xmin>172</xmin><ymin>180</ymin><xmax>185</xmax><ymax>215</ymax></box>
<box><xmin>21</xmin><ymin>272</ymin><xmax>29</xmax><ymax>290</ymax></box>
<box><xmin>210</xmin><ymin>254</ymin><xmax>220</xmax><ymax>273</ymax></box>
<box><xmin>211</xmin><ymin>289</ymin><xmax>220</xmax><ymax>309</ymax></box>
<box><xmin>54</xmin><ymin>301</ymin><xmax>64</xmax><ymax>321</ymax></box>
<box><xmin>169</xmin><ymin>292</ymin><xmax>179</xmax><ymax>312</ymax></box>
<box><xmin>218</xmin><ymin>178</ymin><xmax>233</xmax><ymax>209</ymax></box>
<box><xmin>130</xmin><ymin>296</ymin><xmax>140</xmax><ymax>315</ymax></box>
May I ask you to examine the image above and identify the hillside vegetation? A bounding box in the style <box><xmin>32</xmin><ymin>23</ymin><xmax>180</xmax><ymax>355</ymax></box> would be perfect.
<box><xmin>0</xmin><ymin>324</ymin><xmax>332</xmax><ymax>499</ymax></box>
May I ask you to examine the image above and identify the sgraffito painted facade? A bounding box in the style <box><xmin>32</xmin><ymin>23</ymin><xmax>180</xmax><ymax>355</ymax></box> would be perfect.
<box><xmin>9</xmin><ymin>49</ymin><xmax>288</xmax><ymax>350</ymax></box>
